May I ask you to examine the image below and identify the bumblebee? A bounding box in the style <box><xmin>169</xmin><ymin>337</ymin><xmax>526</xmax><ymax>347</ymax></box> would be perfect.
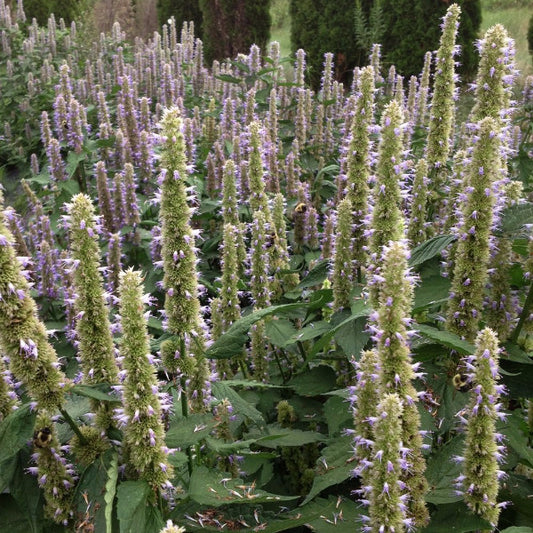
<box><xmin>452</xmin><ymin>373</ymin><xmax>472</xmax><ymax>393</ymax></box>
<box><xmin>264</xmin><ymin>231</ymin><xmax>278</xmax><ymax>249</ymax></box>
<box><xmin>33</xmin><ymin>427</ymin><xmax>53</xmax><ymax>448</ymax></box>
<box><xmin>294</xmin><ymin>202</ymin><xmax>307</xmax><ymax>214</ymax></box>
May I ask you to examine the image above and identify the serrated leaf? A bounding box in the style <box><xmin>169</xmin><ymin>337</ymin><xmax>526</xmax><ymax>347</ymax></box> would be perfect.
<box><xmin>0</xmin><ymin>404</ymin><xmax>36</xmax><ymax>464</ymax></box>
<box><xmin>212</xmin><ymin>382</ymin><xmax>265</xmax><ymax>428</ymax></box>
<box><xmin>323</xmin><ymin>396</ymin><xmax>352</xmax><ymax>436</ymax></box>
<box><xmin>265</xmin><ymin>319</ymin><xmax>298</xmax><ymax>347</ymax></box>
<box><xmin>303</xmin><ymin>436</ymin><xmax>354</xmax><ymax>504</ymax></box>
<box><xmin>70</xmin><ymin>384</ymin><xmax>121</xmax><ymax>404</ymax></box>
<box><xmin>188</xmin><ymin>466</ymin><xmax>297</xmax><ymax>507</ymax></box>
<box><xmin>409</xmin><ymin>235</ymin><xmax>455</xmax><ymax>267</ymax></box>
<box><xmin>285</xmin><ymin>321</ymin><xmax>332</xmax><ymax>345</ymax></box>
<box><xmin>117</xmin><ymin>480</ymin><xmax>164</xmax><ymax>533</ymax></box>
<box><xmin>287</xmin><ymin>365</ymin><xmax>337</xmax><ymax>395</ymax></box>
<box><xmin>165</xmin><ymin>413</ymin><xmax>217</xmax><ymax>448</ymax></box>
<box><xmin>215</xmin><ymin>74</ymin><xmax>242</xmax><ymax>84</ymax></box>
<box><xmin>334</xmin><ymin>316</ymin><xmax>369</xmax><ymax>357</ymax></box>
<box><xmin>500</xmin><ymin>528</ymin><xmax>533</xmax><ymax>533</ymax></box>
<box><xmin>499</xmin><ymin>202</ymin><xmax>533</xmax><ymax>235</ymax></box>
<box><xmin>422</xmin><ymin>502</ymin><xmax>491</xmax><ymax>532</ymax></box>
<box><xmin>205</xmin><ymin>303</ymin><xmax>307</xmax><ymax>359</ymax></box>
<box><xmin>297</xmin><ymin>260</ymin><xmax>330</xmax><ymax>289</ymax></box>
<box><xmin>504</xmin><ymin>411</ymin><xmax>533</xmax><ymax>468</ymax></box>
<box><xmin>305</xmin><ymin>496</ymin><xmax>364</xmax><ymax>532</ymax></box>
<box><xmin>309</xmin><ymin>300</ymin><xmax>371</xmax><ymax>358</ymax></box>
<box><xmin>104</xmin><ymin>451</ymin><xmax>118</xmax><ymax>533</ymax></box>
<box><xmin>425</xmin><ymin>435</ymin><xmax>464</xmax><ymax>504</ymax></box>
<box><xmin>416</xmin><ymin>324</ymin><xmax>475</xmax><ymax>355</ymax></box>
<box><xmin>256</xmin><ymin>427</ymin><xmax>326</xmax><ymax>448</ymax></box>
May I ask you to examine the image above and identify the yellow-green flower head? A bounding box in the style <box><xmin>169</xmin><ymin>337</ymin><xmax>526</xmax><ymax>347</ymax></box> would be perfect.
<box><xmin>425</xmin><ymin>3</ymin><xmax>460</xmax><ymax>183</ymax></box>
<box><xmin>32</xmin><ymin>414</ymin><xmax>76</xmax><ymax>525</ymax></box>
<box><xmin>158</xmin><ymin>107</ymin><xmax>201</xmax><ymax>348</ymax></box>
<box><xmin>332</xmin><ymin>197</ymin><xmax>354</xmax><ymax>312</ymax></box>
<box><xmin>368</xmin><ymin>393</ymin><xmax>407</xmax><ymax>533</ymax></box>
<box><xmin>470</xmin><ymin>24</ymin><xmax>516</xmax><ymax>124</ymax></box>
<box><xmin>446</xmin><ymin>117</ymin><xmax>501</xmax><ymax>343</ymax></box>
<box><xmin>458</xmin><ymin>328</ymin><xmax>506</xmax><ymax>526</ymax></box>
<box><xmin>66</xmin><ymin>193</ymin><xmax>119</xmax><ymax>386</ymax></box>
<box><xmin>375</xmin><ymin>240</ymin><xmax>429</xmax><ymax>526</ymax></box>
<box><xmin>0</xmin><ymin>192</ymin><xmax>66</xmax><ymax>411</ymax></box>
<box><xmin>119</xmin><ymin>269</ymin><xmax>173</xmax><ymax>488</ymax></box>
<box><xmin>248</xmin><ymin>121</ymin><xmax>269</xmax><ymax>214</ymax></box>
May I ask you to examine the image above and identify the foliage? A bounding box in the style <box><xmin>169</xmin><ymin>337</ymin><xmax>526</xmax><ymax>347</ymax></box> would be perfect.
<box><xmin>380</xmin><ymin>0</ymin><xmax>481</xmax><ymax>79</ymax></box>
<box><xmin>156</xmin><ymin>0</ymin><xmax>203</xmax><ymax>36</ymax></box>
<box><xmin>198</xmin><ymin>0</ymin><xmax>272</xmax><ymax>64</ymax></box>
<box><xmin>0</xmin><ymin>2</ymin><xmax>532</xmax><ymax>532</ymax></box>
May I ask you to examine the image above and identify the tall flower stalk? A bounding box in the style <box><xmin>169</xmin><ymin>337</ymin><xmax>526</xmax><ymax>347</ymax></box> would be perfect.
<box><xmin>118</xmin><ymin>269</ymin><xmax>173</xmax><ymax>488</ymax></box>
<box><xmin>67</xmin><ymin>193</ymin><xmax>119</xmax><ymax>429</ymax></box>
<box><xmin>446</xmin><ymin>117</ymin><xmax>501</xmax><ymax>344</ymax></box>
<box><xmin>457</xmin><ymin>327</ymin><xmax>506</xmax><ymax>527</ymax></box>
<box><xmin>0</xmin><ymin>191</ymin><xmax>67</xmax><ymax>412</ymax></box>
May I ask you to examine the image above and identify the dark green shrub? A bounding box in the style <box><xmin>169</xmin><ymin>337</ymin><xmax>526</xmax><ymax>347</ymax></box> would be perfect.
<box><xmin>19</xmin><ymin>0</ymin><xmax>84</xmax><ymax>25</ymax></box>
<box><xmin>290</xmin><ymin>0</ymin><xmax>364</xmax><ymax>89</ymax></box>
<box><xmin>380</xmin><ymin>0</ymin><xmax>481</xmax><ymax>80</ymax></box>
<box><xmin>156</xmin><ymin>0</ymin><xmax>203</xmax><ymax>36</ymax></box>
<box><xmin>198</xmin><ymin>0</ymin><xmax>271</xmax><ymax>64</ymax></box>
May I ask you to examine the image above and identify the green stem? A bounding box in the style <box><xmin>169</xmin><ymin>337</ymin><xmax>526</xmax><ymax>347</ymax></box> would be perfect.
<box><xmin>273</xmin><ymin>349</ymin><xmax>287</xmax><ymax>383</ymax></box>
<box><xmin>59</xmin><ymin>408</ymin><xmax>88</xmax><ymax>445</ymax></box>
<box><xmin>510</xmin><ymin>281</ymin><xmax>533</xmax><ymax>343</ymax></box>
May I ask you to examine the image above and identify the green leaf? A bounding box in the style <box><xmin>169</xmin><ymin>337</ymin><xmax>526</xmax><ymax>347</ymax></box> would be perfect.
<box><xmin>323</xmin><ymin>396</ymin><xmax>352</xmax><ymax>437</ymax></box>
<box><xmin>104</xmin><ymin>451</ymin><xmax>118</xmax><ymax>533</ymax></box>
<box><xmin>334</xmin><ymin>316</ymin><xmax>369</xmax><ymax>357</ymax></box>
<box><xmin>287</xmin><ymin>365</ymin><xmax>338</xmax><ymax>395</ymax></box>
<box><xmin>305</xmin><ymin>496</ymin><xmax>364</xmax><ymax>532</ymax></box>
<box><xmin>205</xmin><ymin>303</ymin><xmax>307</xmax><ymax>359</ymax></box>
<box><xmin>66</xmin><ymin>150</ymin><xmax>87</xmax><ymax>178</ymax></box>
<box><xmin>413</xmin><ymin>275</ymin><xmax>450</xmax><ymax>312</ymax></box>
<box><xmin>284</xmin><ymin>321</ymin><xmax>332</xmax><ymax>345</ymax></box>
<box><xmin>10</xmin><ymin>449</ymin><xmax>45</xmax><ymax>533</ymax></box>
<box><xmin>70</xmin><ymin>384</ymin><xmax>121</xmax><ymax>404</ymax></box>
<box><xmin>297</xmin><ymin>260</ymin><xmax>330</xmax><ymax>289</ymax></box>
<box><xmin>265</xmin><ymin>319</ymin><xmax>298</xmax><ymax>347</ymax></box>
<box><xmin>416</xmin><ymin>324</ymin><xmax>475</xmax><ymax>355</ymax></box>
<box><xmin>188</xmin><ymin>466</ymin><xmax>297</xmax><ymax>507</ymax></box>
<box><xmin>0</xmin><ymin>495</ymin><xmax>37</xmax><ymax>533</ymax></box>
<box><xmin>212</xmin><ymin>382</ymin><xmax>266</xmax><ymax>428</ymax></box>
<box><xmin>73</xmin><ymin>449</ymin><xmax>117</xmax><ymax>533</ymax></box>
<box><xmin>500</xmin><ymin>528</ymin><xmax>533</xmax><ymax>533</ymax></box>
<box><xmin>422</xmin><ymin>502</ymin><xmax>491</xmax><ymax>532</ymax></box>
<box><xmin>425</xmin><ymin>435</ymin><xmax>464</xmax><ymax>504</ymax></box>
<box><xmin>215</xmin><ymin>74</ymin><xmax>242</xmax><ymax>84</ymax></box>
<box><xmin>256</xmin><ymin>427</ymin><xmax>326</xmax><ymax>448</ymax></box>
<box><xmin>0</xmin><ymin>404</ymin><xmax>36</xmax><ymax>464</ymax></box>
<box><xmin>302</xmin><ymin>436</ymin><xmax>354</xmax><ymax>504</ymax></box>
<box><xmin>165</xmin><ymin>413</ymin><xmax>217</xmax><ymax>448</ymax></box>
<box><xmin>409</xmin><ymin>235</ymin><xmax>456</xmax><ymax>267</ymax></box>
<box><xmin>309</xmin><ymin>300</ymin><xmax>371</xmax><ymax>358</ymax></box>
<box><xmin>117</xmin><ymin>480</ymin><xmax>164</xmax><ymax>533</ymax></box>
<box><xmin>499</xmin><ymin>202</ymin><xmax>533</xmax><ymax>236</ymax></box>
<box><xmin>504</xmin><ymin>411</ymin><xmax>533</xmax><ymax>468</ymax></box>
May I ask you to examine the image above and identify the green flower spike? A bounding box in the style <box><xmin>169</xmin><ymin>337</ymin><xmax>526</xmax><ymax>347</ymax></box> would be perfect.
<box><xmin>369</xmin><ymin>100</ymin><xmax>405</xmax><ymax>307</ymax></box>
<box><xmin>33</xmin><ymin>413</ymin><xmax>76</xmax><ymax>525</ymax></box>
<box><xmin>376</xmin><ymin>240</ymin><xmax>428</xmax><ymax>527</ymax></box>
<box><xmin>332</xmin><ymin>197</ymin><xmax>354</xmax><ymax>312</ymax></box>
<box><xmin>352</xmin><ymin>349</ymin><xmax>379</xmax><ymax>497</ymax></box>
<box><xmin>67</xmin><ymin>193</ymin><xmax>119</xmax><ymax>428</ymax></box>
<box><xmin>416</xmin><ymin>51</ymin><xmax>432</xmax><ymax>128</ymax></box>
<box><xmin>460</xmin><ymin>327</ymin><xmax>505</xmax><ymax>527</ymax></box>
<box><xmin>119</xmin><ymin>269</ymin><xmax>173</xmax><ymax>488</ymax></box>
<box><xmin>407</xmin><ymin>158</ymin><xmax>429</xmax><ymax>246</ymax></box>
<box><xmin>446</xmin><ymin>117</ymin><xmax>501</xmax><ymax>344</ymax></box>
<box><xmin>158</xmin><ymin>107</ymin><xmax>201</xmax><ymax>373</ymax></box>
<box><xmin>248</xmin><ymin>121</ymin><xmax>270</xmax><ymax>215</ymax></box>
<box><xmin>0</xmin><ymin>191</ymin><xmax>66</xmax><ymax>412</ymax></box>
<box><xmin>346</xmin><ymin>65</ymin><xmax>374</xmax><ymax>276</ymax></box>
<box><xmin>425</xmin><ymin>3</ymin><xmax>460</xmax><ymax>201</ymax></box>
<box><xmin>0</xmin><ymin>353</ymin><xmax>18</xmax><ymax>421</ymax></box>
<box><xmin>368</xmin><ymin>393</ymin><xmax>406</xmax><ymax>533</ymax></box>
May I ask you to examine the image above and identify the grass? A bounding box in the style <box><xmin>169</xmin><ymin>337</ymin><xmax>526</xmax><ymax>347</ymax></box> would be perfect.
<box><xmin>480</xmin><ymin>0</ymin><xmax>533</xmax><ymax>77</ymax></box>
